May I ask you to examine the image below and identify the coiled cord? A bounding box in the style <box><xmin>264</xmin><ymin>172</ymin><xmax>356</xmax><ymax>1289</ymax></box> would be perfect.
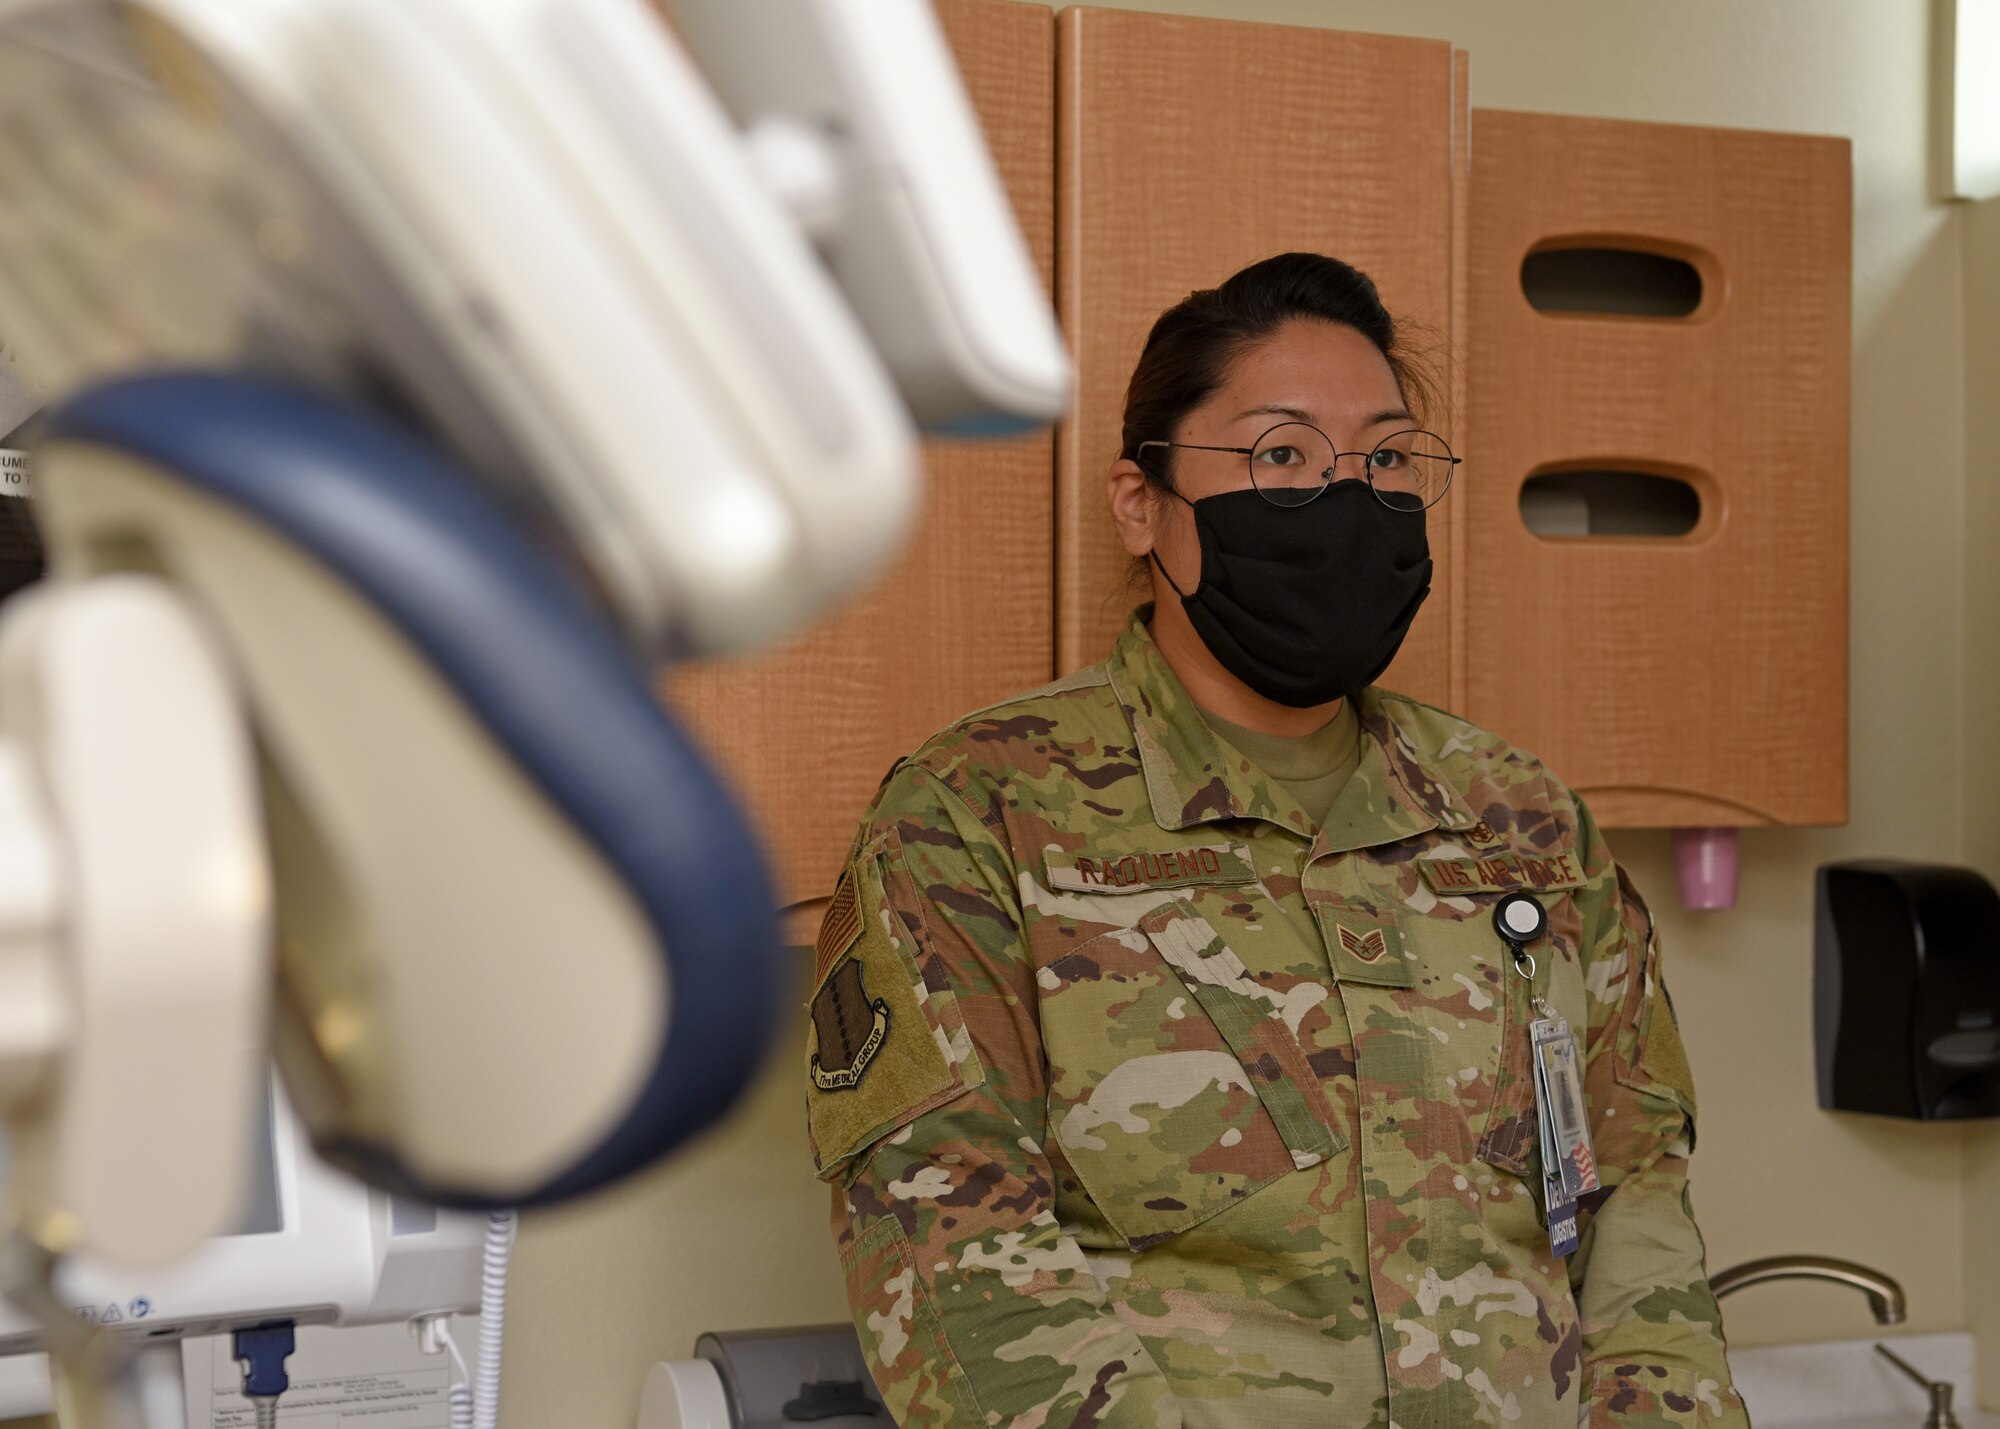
<box><xmin>432</xmin><ymin>1318</ymin><xmax>475</xmax><ymax>1429</ymax></box>
<box><xmin>473</xmin><ymin>1210</ymin><xmax>516</xmax><ymax>1429</ymax></box>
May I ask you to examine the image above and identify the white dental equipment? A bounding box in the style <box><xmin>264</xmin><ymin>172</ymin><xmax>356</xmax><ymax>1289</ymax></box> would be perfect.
<box><xmin>672</xmin><ymin>0</ymin><xmax>1071</xmax><ymax>430</ymax></box>
<box><xmin>0</xmin><ymin>0</ymin><xmax>1070</xmax><ymax>1424</ymax></box>
<box><xmin>0</xmin><ymin>0</ymin><xmax>1069</xmax><ymax>656</ymax></box>
<box><xmin>0</xmin><ymin>1077</ymin><xmax>485</xmax><ymax>1422</ymax></box>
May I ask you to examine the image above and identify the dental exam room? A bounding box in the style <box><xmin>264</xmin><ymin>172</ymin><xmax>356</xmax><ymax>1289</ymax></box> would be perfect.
<box><xmin>0</xmin><ymin>0</ymin><xmax>1990</xmax><ymax>1426</ymax></box>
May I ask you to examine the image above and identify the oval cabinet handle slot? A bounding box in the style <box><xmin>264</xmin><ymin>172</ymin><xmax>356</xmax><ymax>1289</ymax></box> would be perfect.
<box><xmin>1519</xmin><ymin>467</ymin><xmax>1704</xmax><ymax>539</ymax></box>
<box><xmin>1520</xmin><ymin>243</ymin><xmax>1706</xmax><ymax>317</ymax></box>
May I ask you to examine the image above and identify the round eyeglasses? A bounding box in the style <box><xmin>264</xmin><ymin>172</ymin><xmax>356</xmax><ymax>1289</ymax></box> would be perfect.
<box><xmin>1137</xmin><ymin>421</ymin><xmax>1458</xmax><ymax>511</ymax></box>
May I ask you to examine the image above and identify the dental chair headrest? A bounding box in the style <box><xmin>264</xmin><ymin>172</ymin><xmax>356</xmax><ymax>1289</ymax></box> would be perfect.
<box><xmin>43</xmin><ymin>373</ymin><xmax>783</xmax><ymax>1207</ymax></box>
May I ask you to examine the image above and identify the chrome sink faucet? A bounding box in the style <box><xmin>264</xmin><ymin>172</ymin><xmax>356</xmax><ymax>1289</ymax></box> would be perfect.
<box><xmin>1709</xmin><ymin>1254</ymin><xmax>1907</xmax><ymax>1324</ymax></box>
<box><xmin>1711</xmin><ymin>1258</ymin><xmax>1959</xmax><ymax>1427</ymax></box>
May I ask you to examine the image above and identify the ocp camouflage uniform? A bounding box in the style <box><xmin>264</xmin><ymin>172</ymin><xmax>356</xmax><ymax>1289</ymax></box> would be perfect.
<box><xmin>806</xmin><ymin>607</ymin><xmax>1747</xmax><ymax>1428</ymax></box>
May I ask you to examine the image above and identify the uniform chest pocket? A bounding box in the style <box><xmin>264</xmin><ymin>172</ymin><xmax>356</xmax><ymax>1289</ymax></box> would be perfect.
<box><xmin>1352</xmin><ymin>850</ymin><xmax>1590</xmax><ymax>1178</ymax></box>
<box><xmin>1039</xmin><ymin>899</ymin><xmax>1343</xmax><ymax>1250</ymax></box>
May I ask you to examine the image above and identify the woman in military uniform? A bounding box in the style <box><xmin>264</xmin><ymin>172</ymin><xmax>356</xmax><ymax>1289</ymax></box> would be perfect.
<box><xmin>805</xmin><ymin>253</ymin><xmax>1745</xmax><ymax>1428</ymax></box>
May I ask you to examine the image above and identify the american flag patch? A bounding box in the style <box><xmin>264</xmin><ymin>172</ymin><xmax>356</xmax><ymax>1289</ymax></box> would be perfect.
<box><xmin>815</xmin><ymin>869</ymin><xmax>863</xmax><ymax>983</ymax></box>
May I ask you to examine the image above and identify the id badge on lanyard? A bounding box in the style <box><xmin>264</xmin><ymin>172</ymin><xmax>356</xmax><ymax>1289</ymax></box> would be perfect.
<box><xmin>1493</xmin><ymin>893</ymin><xmax>1599</xmax><ymax>1259</ymax></box>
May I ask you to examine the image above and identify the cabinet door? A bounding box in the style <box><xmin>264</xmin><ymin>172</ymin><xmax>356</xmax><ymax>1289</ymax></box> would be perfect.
<box><xmin>1466</xmin><ymin>111</ymin><xmax>1850</xmax><ymax>827</ymax></box>
<box><xmin>663</xmin><ymin>0</ymin><xmax>1057</xmax><ymax>915</ymax></box>
<box><xmin>1056</xmin><ymin>6</ymin><xmax>1466</xmax><ymax>704</ymax></box>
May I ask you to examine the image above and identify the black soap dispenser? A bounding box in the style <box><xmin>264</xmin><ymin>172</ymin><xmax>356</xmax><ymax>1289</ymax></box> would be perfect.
<box><xmin>1815</xmin><ymin>860</ymin><xmax>2000</xmax><ymax>1120</ymax></box>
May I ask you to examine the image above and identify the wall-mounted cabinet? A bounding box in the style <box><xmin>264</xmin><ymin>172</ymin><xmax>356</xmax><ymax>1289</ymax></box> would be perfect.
<box><xmin>661</xmin><ymin>0</ymin><xmax>1057</xmax><ymax>916</ymax></box>
<box><xmin>1054</xmin><ymin>6</ymin><xmax>1468</xmax><ymax>706</ymax></box>
<box><xmin>666</xmin><ymin>6</ymin><xmax>1852</xmax><ymax>915</ymax></box>
<box><xmin>1465</xmin><ymin>110</ymin><xmax>1850</xmax><ymax>827</ymax></box>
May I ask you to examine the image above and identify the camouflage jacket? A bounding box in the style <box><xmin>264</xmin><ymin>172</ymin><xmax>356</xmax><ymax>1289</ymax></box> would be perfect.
<box><xmin>806</xmin><ymin>608</ymin><xmax>1747</xmax><ymax>1428</ymax></box>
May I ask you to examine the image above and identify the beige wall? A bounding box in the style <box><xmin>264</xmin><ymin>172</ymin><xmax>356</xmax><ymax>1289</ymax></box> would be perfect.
<box><xmin>1958</xmin><ymin>190</ymin><xmax>2000</xmax><ymax>1406</ymax></box>
<box><xmin>505</xmin><ymin>2</ymin><xmax>1990</xmax><ymax>1424</ymax></box>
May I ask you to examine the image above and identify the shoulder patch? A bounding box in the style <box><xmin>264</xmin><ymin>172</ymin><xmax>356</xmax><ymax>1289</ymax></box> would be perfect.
<box><xmin>806</xmin><ymin>842</ymin><xmax>986</xmax><ymax>1180</ymax></box>
<box><xmin>811</xmin><ymin>957</ymin><xmax>889</xmax><ymax>1090</ymax></box>
<box><xmin>815</xmin><ymin>869</ymin><xmax>863</xmax><ymax>983</ymax></box>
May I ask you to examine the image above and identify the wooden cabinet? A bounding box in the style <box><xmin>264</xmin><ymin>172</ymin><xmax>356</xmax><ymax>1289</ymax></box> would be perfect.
<box><xmin>1054</xmin><ymin>6</ymin><xmax>1469</xmax><ymax>703</ymax></box>
<box><xmin>1464</xmin><ymin>111</ymin><xmax>1850</xmax><ymax>827</ymax></box>
<box><xmin>665</xmin><ymin>8</ymin><xmax>1853</xmax><ymax>919</ymax></box>
<box><xmin>661</xmin><ymin>0</ymin><xmax>1057</xmax><ymax>915</ymax></box>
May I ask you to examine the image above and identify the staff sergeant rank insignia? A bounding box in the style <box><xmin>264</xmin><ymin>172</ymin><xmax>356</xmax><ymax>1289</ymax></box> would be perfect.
<box><xmin>810</xmin><ymin>870</ymin><xmax>888</xmax><ymax>1091</ymax></box>
<box><xmin>1338</xmin><ymin>924</ymin><xmax>1391</xmax><ymax>963</ymax></box>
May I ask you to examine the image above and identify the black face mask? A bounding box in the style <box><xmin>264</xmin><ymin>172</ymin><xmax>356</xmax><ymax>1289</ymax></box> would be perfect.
<box><xmin>1150</xmin><ymin>481</ymin><xmax>1432</xmax><ymax>708</ymax></box>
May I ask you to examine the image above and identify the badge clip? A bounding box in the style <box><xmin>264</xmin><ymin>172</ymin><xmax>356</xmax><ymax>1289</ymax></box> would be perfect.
<box><xmin>1494</xmin><ymin>892</ymin><xmax>1555</xmax><ymax>1021</ymax></box>
<box><xmin>1493</xmin><ymin>891</ymin><xmax>1597</xmax><ymax>1257</ymax></box>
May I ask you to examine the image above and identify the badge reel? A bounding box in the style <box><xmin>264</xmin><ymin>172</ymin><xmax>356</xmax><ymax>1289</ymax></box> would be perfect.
<box><xmin>1491</xmin><ymin>892</ymin><xmax>1600</xmax><ymax>1259</ymax></box>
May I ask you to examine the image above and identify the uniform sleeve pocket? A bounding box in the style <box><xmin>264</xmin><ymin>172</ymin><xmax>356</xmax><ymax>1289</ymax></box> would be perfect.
<box><xmin>1609</xmin><ymin>871</ymin><xmax>1699</xmax><ymax>1138</ymax></box>
<box><xmin>807</xmin><ymin>835</ymin><xmax>987</xmax><ymax>1182</ymax></box>
<box><xmin>1039</xmin><ymin>900</ymin><xmax>1340</xmax><ymax>1249</ymax></box>
<box><xmin>1586</xmin><ymin>1363</ymin><xmax>1741</xmax><ymax>1426</ymax></box>
<box><xmin>840</xmin><ymin>1218</ymin><xmax>985</xmax><ymax>1426</ymax></box>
